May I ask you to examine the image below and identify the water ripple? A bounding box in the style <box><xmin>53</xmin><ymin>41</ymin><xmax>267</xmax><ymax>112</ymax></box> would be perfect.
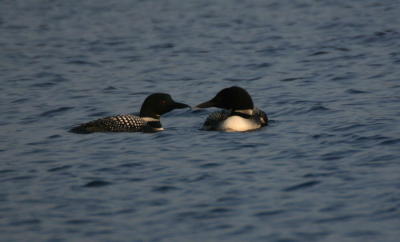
<box><xmin>283</xmin><ymin>180</ymin><xmax>321</xmax><ymax>192</ymax></box>
<box><xmin>254</xmin><ymin>210</ymin><xmax>285</xmax><ymax>218</ymax></box>
<box><xmin>152</xmin><ymin>185</ymin><xmax>179</xmax><ymax>193</ymax></box>
<box><xmin>47</xmin><ymin>165</ymin><xmax>72</xmax><ymax>172</ymax></box>
<box><xmin>83</xmin><ymin>180</ymin><xmax>112</xmax><ymax>188</ymax></box>
<box><xmin>40</xmin><ymin>107</ymin><xmax>74</xmax><ymax>117</ymax></box>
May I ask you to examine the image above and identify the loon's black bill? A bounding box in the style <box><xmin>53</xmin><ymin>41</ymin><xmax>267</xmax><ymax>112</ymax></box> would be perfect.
<box><xmin>173</xmin><ymin>102</ymin><xmax>190</xmax><ymax>109</ymax></box>
<box><xmin>195</xmin><ymin>100</ymin><xmax>215</xmax><ymax>108</ymax></box>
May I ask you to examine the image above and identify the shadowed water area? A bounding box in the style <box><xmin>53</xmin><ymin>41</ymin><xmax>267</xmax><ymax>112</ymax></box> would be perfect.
<box><xmin>1</xmin><ymin>0</ymin><xmax>400</xmax><ymax>241</ymax></box>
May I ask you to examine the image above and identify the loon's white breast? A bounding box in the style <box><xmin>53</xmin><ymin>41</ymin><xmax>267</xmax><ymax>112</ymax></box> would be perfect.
<box><xmin>202</xmin><ymin>109</ymin><xmax>265</xmax><ymax>132</ymax></box>
<box><xmin>220</xmin><ymin>115</ymin><xmax>261</xmax><ymax>132</ymax></box>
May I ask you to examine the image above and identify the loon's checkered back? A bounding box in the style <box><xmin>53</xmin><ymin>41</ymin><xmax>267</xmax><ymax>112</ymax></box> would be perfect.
<box><xmin>70</xmin><ymin>114</ymin><xmax>147</xmax><ymax>133</ymax></box>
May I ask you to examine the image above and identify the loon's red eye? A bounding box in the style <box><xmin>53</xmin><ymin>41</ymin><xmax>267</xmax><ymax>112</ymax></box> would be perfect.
<box><xmin>161</xmin><ymin>100</ymin><xmax>166</xmax><ymax>104</ymax></box>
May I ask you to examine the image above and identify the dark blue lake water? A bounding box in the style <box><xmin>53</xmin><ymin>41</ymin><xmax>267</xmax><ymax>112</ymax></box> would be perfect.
<box><xmin>1</xmin><ymin>0</ymin><xmax>400</xmax><ymax>241</ymax></box>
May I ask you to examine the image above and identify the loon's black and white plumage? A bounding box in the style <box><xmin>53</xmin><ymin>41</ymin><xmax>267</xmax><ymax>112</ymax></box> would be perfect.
<box><xmin>195</xmin><ymin>86</ymin><xmax>268</xmax><ymax>132</ymax></box>
<box><xmin>70</xmin><ymin>93</ymin><xmax>189</xmax><ymax>133</ymax></box>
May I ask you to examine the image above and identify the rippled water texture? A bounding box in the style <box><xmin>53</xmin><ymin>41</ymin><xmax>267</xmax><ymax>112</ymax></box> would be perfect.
<box><xmin>1</xmin><ymin>0</ymin><xmax>400</xmax><ymax>241</ymax></box>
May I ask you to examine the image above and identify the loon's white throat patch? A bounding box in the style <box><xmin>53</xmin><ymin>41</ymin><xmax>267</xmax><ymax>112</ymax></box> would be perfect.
<box><xmin>142</xmin><ymin>117</ymin><xmax>160</xmax><ymax>122</ymax></box>
<box><xmin>142</xmin><ymin>117</ymin><xmax>164</xmax><ymax>131</ymax></box>
<box><xmin>234</xmin><ymin>109</ymin><xmax>254</xmax><ymax>115</ymax></box>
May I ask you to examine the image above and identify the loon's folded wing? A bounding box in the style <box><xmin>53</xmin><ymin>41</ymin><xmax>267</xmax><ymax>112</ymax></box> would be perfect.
<box><xmin>201</xmin><ymin>110</ymin><xmax>230</xmax><ymax>131</ymax></box>
<box><xmin>253</xmin><ymin>107</ymin><xmax>268</xmax><ymax>126</ymax></box>
<box><xmin>70</xmin><ymin>114</ymin><xmax>146</xmax><ymax>133</ymax></box>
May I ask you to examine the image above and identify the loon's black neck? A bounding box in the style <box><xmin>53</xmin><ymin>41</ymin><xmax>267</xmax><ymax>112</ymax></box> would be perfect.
<box><xmin>231</xmin><ymin>109</ymin><xmax>253</xmax><ymax>119</ymax></box>
<box><xmin>141</xmin><ymin>118</ymin><xmax>163</xmax><ymax>133</ymax></box>
<box><xmin>139</xmin><ymin>111</ymin><xmax>160</xmax><ymax>119</ymax></box>
<box><xmin>147</xmin><ymin>121</ymin><xmax>162</xmax><ymax>129</ymax></box>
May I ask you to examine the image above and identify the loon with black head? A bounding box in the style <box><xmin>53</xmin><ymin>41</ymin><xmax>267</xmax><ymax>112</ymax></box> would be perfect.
<box><xmin>70</xmin><ymin>93</ymin><xmax>189</xmax><ymax>133</ymax></box>
<box><xmin>195</xmin><ymin>86</ymin><xmax>268</xmax><ymax>132</ymax></box>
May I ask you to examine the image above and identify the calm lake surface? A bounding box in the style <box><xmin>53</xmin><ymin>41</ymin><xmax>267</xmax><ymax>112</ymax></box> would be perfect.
<box><xmin>1</xmin><ymin>0</ymin><xmax>399</xmax><ymax>241</ymax></box>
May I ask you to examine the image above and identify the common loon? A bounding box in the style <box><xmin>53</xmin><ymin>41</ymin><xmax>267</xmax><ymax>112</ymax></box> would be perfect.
<box><xmin>195</xmin><ymin>86</ymin><xmax>268</xmax><ymax>132</ymax></box>
<box><xmin>70</xmin><ymin>93</ymin><xmax>189</xmax><ymax>133</ymax></box>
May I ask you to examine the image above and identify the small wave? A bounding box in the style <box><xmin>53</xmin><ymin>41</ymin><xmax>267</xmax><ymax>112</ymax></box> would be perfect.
<box><xmin>209</xmin><ymin>207</ymin><xmax>232</xmax><ymax>214</ymax></box>
<box><xmin>11</xmin><ymin>98</ymin><xmax>29</xmax><ymax>104</ymax></box>
<box><xmin>310</xmin><ymin>51</ymin><xmax>329</xmax><ymax>56</ymax></box>
<box><xmin>65</xmin><ymin>219</ymin><xmax>93</xmax><ymax>225</ymax></box>
<box><xmin>121</xmin><ymin>55</ymin><xmax>142</xmax><ymax>62</ymax></box>
<box><xmin>104</xmin><ymin>40</ymin><xmax>125</xmax><ymax>46</ymax></box>
<box><xmin>199</xmin><ymin>162</ymin><xmax>222</xmax><ymax>168</ymax></box>
<box><xmin>331</xmin><ymin>73</ymin><xmax>357</xmax><ymax>81</ymax></box>
<box><xmin>254</xmin><ymin>210</ymin><xmax>285</xmax><ymax>217</ymax></box>
<box><xmin>331</xmin><ymin>123</ymin><xmax>366</xmax><ymax>132</ymax></box>
<box><xmin>118</xmin><ymin>162</ymin><xmax>144</xmax><ymax>168</ymax></box>
<box><xmin>179</xmin><ymin>173</ymin><xmax>213</xmax><ymax>183</ymax></box>
<box><xmin>4</xmin><ymin>25</ymin><xmax>29</xmax><ymax>30</ymax></box>
<box><xmin>379</xmin><ymin>138</ymin><xmax>400</xmax><ymax>146</ymax></box>
<box><xmin>30</xmin><ymin>82</ymin><xmax>56</xmax><ymax>88</ymax></box>
<box><xmin>245</xmin><ymin>62</ymin><xmax>271</xmax><ymax>69</ymax></box>
<box><xmin>65</xmin><ymin>60</ymin><xmax>99</xmax><ymax>66</ymax></box>
<box><xmin>95</xmin><ymin>167</ymin><xmax>118</xmax><ymax>173</ymax></box>
<box><xmin>9</xmin><ymin>219</ymin><xmax>41</xmax><ymax>226</ymax></box>
<box><xmin>103</xmin><ymin>86</ymin><xmax>117</xmax><ymax>91</ymax></box>
<box><xmin>255</xmin><ymin>46</ymin><xmax>285</xmax><ymax>55</ymax></box>
<box><xmin>47</xmin><ymin>165</ymin><xmax>72</xmax><ymax>172</ymax></box>
<box><xmin>303</xmin><ymin>172</ymin><xmax>333</xmax><ymax>178</ymax></box>
<box><xmin>88</xmin><ymin>111</ymin><xmax>110</xmax><ymax>117</ymax></box>
<box><xmin>147</xmin><ymin>198</ymin><xmax>169</xmax><ymax>206</ymax></box>
<box><xmin>283</xmin><ymin>180</ymin><xmax>321</xmax><ymax>192</ymax></box>
<box><xmin>311</xmin><ymin>133</ymin><xmax>335</xmax><ymax>140</ymax></box>
<box><xmin>83</xmin><ymin>180</ymin><xmax>111</xmax><ymax>188</ymax></box>
<box><xmin>347</xmin><ymin>230</ymin><xmax>380</xmax><ymax>238</ymax></box>
<box><xmin>40</xmin><ymin>107</ymin><xmax>73</xmax><ymax>117</ymax></box>
<box><xmin>149</xmin><ymin>43</ymin><xmax>175</xmax><ymax>49</ymax></box>
<box><xmin>306</xmin><ymin>105</ymin><xmax>330</xmax><ymax>113</ymax></box>
<box><xmin>223</xmin><ymin>76</ymin><xmax>263</xmax><ymax>82</ymax></box>
<box><xmin>334</xmin><ymin>47</ymin><xmax>351</xmax><ymax>52</ymax></box>
<box><xmin>228</xmin><ymin>225</ymin><xmax>255</xmax><ymax>236</ymax></box>
<box><xmin>352</xmin><ymin>134</ymin><xmax>388</xmax><ymax>142</ymax></box>
<box><xmin>315</xmin><ymin>214</ymin><xmax>358</xmax><ymax>224</ymax></box>
<box><xmin>127</xmin><ymin>177</ymin><xmax>145</xmax><ymax>182</ymax></box>
<box><xmin>279</xmin><ymin>77</ymin><xmax>305</xmax><ymax>82</ymax></box>
<box><xmin>152</xmin><ymin>185</ymin><xmax>179</xmax><ymax>193</ymax></box>
<box><xmin>48</xmin><ymin>135</ymin><xmax>61</xmax><ymax>139</ymax></box>
<box><xmin>346</xmin><ymin>89</ymin><xmax>367</xmax><ymax>94</ymax></box>
<box><xmin>0</xmin><ymin>169</ymin><xmax>15</xmax><ymax>174</ymax></box>
<box><xmin>4</xmin><ymin>175</ymin><xmax>34</xmax><ymax>182</ymax></box>
<box><xmin>177</xmin><ymin>208</ymin><xmax>234</xmax><ymax>221</ymax></box>
<box><xmin>320</xmin><ymin>150</ymin><xmax>350</xmax><ymax>161</ymax></box>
